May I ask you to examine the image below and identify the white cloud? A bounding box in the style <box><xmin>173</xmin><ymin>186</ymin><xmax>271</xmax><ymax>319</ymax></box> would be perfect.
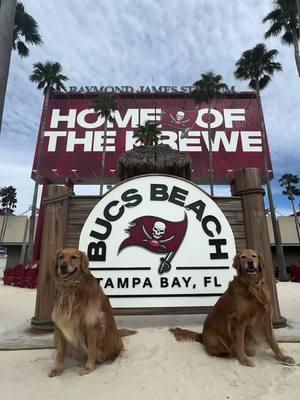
<box><xmin>0</xmin><ymin>0</ymin><xmax>299</xmax><ymax>213</ymax></box>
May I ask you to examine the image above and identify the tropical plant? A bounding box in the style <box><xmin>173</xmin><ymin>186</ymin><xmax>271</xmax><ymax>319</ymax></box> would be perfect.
<box><xmin>263</xmin><ymin>0</ymin><xmax>300</xmax><ymax>77</ymax></box>
<box><xmin>0</xmin><ymin>186</ymin><xmax>17</xmax><ymax>244</ymax></box>
<box><xmin>234</xmin><ymin>43</ymin><xmax>288</xmax><ymax>281</ymax></box>
<box><xmin>27</xmin><ymin>61</ymin><xmax>68</xmax><ymax>261</ymax></box>
<box><xmin>30</xmin><ymin>62</ymin><xmax>68</xmax><ymax>94</ymax></box>
<box><xmin>0</xmin><ymin>186</ymin><xmax>17</xmax><ymax>212</ymax></box>
<box><xmin>92</xmin><ymin>93</ymin><xmax>118</xmax><ymax>196</ymax></box>
<box><xmin>0</xmin><ymin>0</ymin><xmax>16</xmax><ymax>133</ymax></box>
<box><xmin>133</xmin><ymin>120</ymin><xmax>162</xmax><ymax>146</ymax></box>
<box><xmin>191</xmin><ymin>72</ymin><xmax>228</xmax><ymax>196</ymax></box>
<box><xmin>279</xmin><ymin>173</ymin><xmax>300</xmax><ymax>243</ymax></box>
<box><xmin>13</xmin><ymin>1</ymin><xmax>43</xmax><ymax>57</ymax></box>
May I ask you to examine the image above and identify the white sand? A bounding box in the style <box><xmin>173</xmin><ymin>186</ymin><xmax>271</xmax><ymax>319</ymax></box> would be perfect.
<box><xmin>1</xmin><ymin>282</ymin><xmax>300</xmax><ymax>400</ymax></box>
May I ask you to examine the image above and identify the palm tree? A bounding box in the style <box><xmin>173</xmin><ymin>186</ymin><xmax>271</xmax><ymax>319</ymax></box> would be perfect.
<box><xmin>0</xmin><ymin>186</ymin><xmax>17</xmax><ymax>245</ymax></box>
<box><xmin>263</xmin><ymin>0</ymin><xmax>300</xmax><ymax>77</ymax></box>
<box><xmin>191</xmin><ymin>72</ymin><xmax>228</xmax><ymax>196</ymax></box>
<box><xmin>27</xmin><ymin>61</ymin><xmax>68</xmax><ymax>261</ymax></box>
<box><xmin>133</xmin><ymin>120</ymin><xmax>162</xmax><ymax>146</ymax></box>
<box><xmin>133</xmin><ymin>120</ymin><xmax>162</xmax><ymax>163</ymax></box>
<box><xmin>30</xmin><ymin>62</ymin><xmax>68</xmax><ymax>94</ymax></box>
<box><xmin>92</xmin><ymin>93</ymin><xmax>118</xmax><ymax>196</ymax></box>
<box><xmin>234</xmin><ymin>43</ymin><xmax>288</xmax><ymax>281</ymax></box>
<box><xmin>0</xmin><ymin>0</ymin><xmax>17</xmax><ymax>133</ymax></box>
<box><xmin>0</xmin><ymin>1</ymin><xmax>42</xmax><ymax>133</ymax></box>
<box><xmin>279</xmin><ymin>173</ymin><xmax>300</xmax><ymax>243</ymax></box>
<box><xmin>13</xmin><ymin>2</ymin><xmax>43</xmax><ymax>57</ymax></box>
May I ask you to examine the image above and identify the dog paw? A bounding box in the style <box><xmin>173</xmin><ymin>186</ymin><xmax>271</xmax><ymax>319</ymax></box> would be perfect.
<box><xmin>281</xmin><ymin>356</ymin><xmax>295</xmax><ymax>364</ymax></box>
<box><xmin>240</xmin><ymin>358</ymin><xmax>255</xmax><ymax>367</ymax></box>
<box><xmin>79</xmin><ymin>366</ymin><xmax>95</xmax><ymax>376</ymax></box>
<box><xmin>48</xmin><ymin>368</ymin><xmax>62</xmax><ymax>377</ymax></box>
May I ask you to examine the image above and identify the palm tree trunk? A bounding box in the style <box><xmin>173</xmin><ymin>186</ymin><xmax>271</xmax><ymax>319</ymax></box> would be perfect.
<box><xmin>289</xmin><ymin>189</ymin><xmax>300</xmax><ymax>244</ymax></box>
<box><xmin>27</xmin><ymin>86</ymin><xmax>51</xmax><ymax>261</ymax></box>
<box><xmin>0</xmin><ymin>0</ymin><xmax>17</xmax><ymax>133</ymax></box>
<box><xmin>208</xmin><ymin>105</ymin><xmax>214</xmax><ymax>196</ymax></box>
<box><xmin>256</xmin><ymin>86</ymin><xmax>288</xmax><ymax>281</ymax></box>
<box><xmin>296</xmin><ymin>1</ymin><xmax>300</xmax><ymax>40</ymax></box>
<box><xmin>292</xmin><ymin>28</ymin><xmax>300</xmax><ymax>78</ymax></box>
<box><xmin>100</xmin><ymin>117</ymin><xmax>108</xmax><ymax>196</ymax></box>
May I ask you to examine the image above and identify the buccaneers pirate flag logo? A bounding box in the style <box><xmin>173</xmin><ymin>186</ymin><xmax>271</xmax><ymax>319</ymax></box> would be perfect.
<box><xmin>118</xmin><ymin>213</ymin><xmax>188</xmax><ymax>274</ymax></box>
<box><xmin>161</xmin><ymin>107</ymin><xmax>198</xmax><ymax>138</ymax></box>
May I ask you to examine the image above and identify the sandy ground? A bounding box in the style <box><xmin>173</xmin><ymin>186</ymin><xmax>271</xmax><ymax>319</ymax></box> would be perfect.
<box><xmin>0</xmin><ymin>282</ymin><xmax>300</xmax><ymax>400</ymax></box>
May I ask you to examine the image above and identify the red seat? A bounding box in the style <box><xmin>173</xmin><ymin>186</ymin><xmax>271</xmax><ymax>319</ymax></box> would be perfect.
<box><xmin>290</xmin><ymin>265</ymin><xmax>300</xmax><ymax>282</ymax></box>
<box><xmin>3</xmin><ymin>267</ymin><xmax>16</xmax><ymax>285</ymax></box>
<box><xmin>3</xmin><ymin>264</ymin><xmax>24</xmax><ymax>286</ymax></box>
<box><xmin>24</xmin><ymin>260</ymin><xmax>39</xmax><ymax>288</ymax></box>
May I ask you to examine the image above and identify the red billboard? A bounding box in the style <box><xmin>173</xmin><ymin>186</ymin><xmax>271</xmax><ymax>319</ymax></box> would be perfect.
<box><xmin>32</xmin><ymin>92</ymin><xmax>272</xmax><ymax>184</ymax></box>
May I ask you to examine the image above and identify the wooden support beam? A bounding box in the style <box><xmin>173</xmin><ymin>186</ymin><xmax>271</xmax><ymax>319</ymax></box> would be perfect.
<box><xmin>234</xmin><ymin>168</ymin><xmax>286</xmax><ymax>328</ymax></box>
<box><xmin>31</xmin><ymin>185</ymin><xmax>72</xmax><ymax>330</ymax></box>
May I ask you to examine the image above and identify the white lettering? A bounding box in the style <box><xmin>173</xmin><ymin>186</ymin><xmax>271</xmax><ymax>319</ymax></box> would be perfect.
<box><xmin>160</xmin><ymin>131</ymin><xmax>178</xmax><ymax>150</ymax></box>
<box><xmin>241</xmin><ymin>131</ymin><xmax>262</xmax><ymax>152</ymax></box>
<box><xmin>44</xmin><ymin>131</ymin><xmax>67</xmax><ymax>151</ymax></box>
<box><xmin>196</xmin><ymin>108</ymin><xmax>223</xmax><ymax>128</ymax></box>
<box><xmin>93</xmin><ymin>131</ymin><xmax>116</xmax><ymax>151</ymax></box>
<box><xmin>140</xmin><ymin>108</ymin><xmax>161</xmax><ymax>125</ymax></box>
<box><xmin>50</xmin><ymin>109</ymin><xmax>77</xmax><ymax>128</ymax></box>
<box><xmin>66</xmin><ymin>131</ymin><xmax>93</xmax><ymax>152</ymax></box>
<box><xmin>77</xmin><ymin>109</ymin><xmax>105</xmax><ymax>129</ymax></box>
<box><xmin>107</xmin><ymin>109</ymin><xmax>139</xmax><ymax>128</ymax></box>
<box><xmin>125</xmin><ymin>131</ymin><xmax>139</xmax><ymax>151</ymax></box>
<box><xmin>224</xmin><ymin>109</ymin><xmax>245</xmax><ymax>128</ymax></box>
<box><xmin>201</xmin><ymin>131</ymin><xmax>239</xmax><ymax>152</ymax></box>
<box><xmin>178</xmin><ymin>132</ymin><xmax>202</xmax><ymax>152</ymax></box>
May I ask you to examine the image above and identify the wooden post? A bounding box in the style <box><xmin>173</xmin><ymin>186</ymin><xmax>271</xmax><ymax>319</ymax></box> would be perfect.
<box><xmin>31</xmin><ymin>185</ymin><xmax>72</xmax><ymax>330</ymax></box>
<box><xmin>234</xmin><ymin>168</ymin><xmax>286</xmax><ymax>328</ymax></box>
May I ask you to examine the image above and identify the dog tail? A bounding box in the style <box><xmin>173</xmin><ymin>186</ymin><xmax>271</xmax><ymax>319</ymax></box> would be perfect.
<box><xmin>169</xmin><ymin>327</ymin><xmax>202</xmax><ymax>343</ymax></box>
<box><xmin>118</xmin><ymin>328</ymin><xmax>137</xmax><ymax>337</ymax></box>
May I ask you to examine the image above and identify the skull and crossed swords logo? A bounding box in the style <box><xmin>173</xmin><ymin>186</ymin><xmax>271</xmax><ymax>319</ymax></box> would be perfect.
<box><xmin>170</xmin><ymin>110</ymin><xmax>190</xmax><ymax>125</ymax></box>
<box><xmin>142</xmin><ymin>221</ymin><xmax>175</xmax><ymax>249</ymax></box>
<box><xmin>162</xmin><ymin>110</ymin><xmax>195</xmax><ymax>139</ymax></box>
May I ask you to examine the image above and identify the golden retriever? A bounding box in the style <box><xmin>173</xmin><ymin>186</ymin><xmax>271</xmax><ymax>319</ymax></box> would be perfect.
<box><xmin>170</xmin><ymin>249</ymin><xmax>295</xmax><ymax>367</ymax></box>
<box><xmin>49</xmin><ymin>248</ymin><xmax>135</xmax><ymax>377</ymax></box>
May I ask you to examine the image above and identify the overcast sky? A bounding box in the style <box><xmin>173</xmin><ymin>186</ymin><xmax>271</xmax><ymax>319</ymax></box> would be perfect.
<box><xmin>0</xmin><ymin>0</ymin><xmax>299</xmax><ymax>215</ymax></box>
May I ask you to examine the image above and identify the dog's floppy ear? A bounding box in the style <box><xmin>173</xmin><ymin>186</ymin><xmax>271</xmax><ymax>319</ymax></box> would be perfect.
<box><xmin>257</xmin><ymin>252</ymin><xmax>265</xmax><ymax>272</ymax></box>
<box><xmin>233</xmin><ymin>253</ymin><xmax>241</xmax><ymax>274</ymax></box>
<box><xmin>80</xmin><ymin>251</ymin><xmax>90</xmax><ymax>273</ymax></box>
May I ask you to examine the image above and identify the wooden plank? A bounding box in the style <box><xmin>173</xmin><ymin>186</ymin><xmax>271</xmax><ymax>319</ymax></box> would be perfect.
<box><xmin>33</xmin><ymin>185</ymin><xmax>71</xmax><ymax>327</ymax></box>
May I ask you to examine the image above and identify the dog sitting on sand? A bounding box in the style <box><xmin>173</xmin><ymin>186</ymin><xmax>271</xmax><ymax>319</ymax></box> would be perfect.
<box><xmin>170</xmin><ymin>249</ymin><xmax>295</xmax><ymax>367</ymax></box>
<box><xmin>49</xmin><ymin>248</ymin><xmax>135</xmax><ymax>377</ymax></box>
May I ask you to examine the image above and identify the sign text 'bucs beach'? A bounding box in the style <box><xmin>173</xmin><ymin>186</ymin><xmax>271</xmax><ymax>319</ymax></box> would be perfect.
<box><xmin>79</xmin><ymin>175</ymin><xmax>236</xmax><ymax>309</ymax></box>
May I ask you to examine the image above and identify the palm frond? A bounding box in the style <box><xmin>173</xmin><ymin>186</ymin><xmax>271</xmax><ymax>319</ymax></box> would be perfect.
<box><xmin>92</xmin><ymin>93</ymin><xmax>118</xmax><ymax>119</ymax></box>
<box><xmin>234</xmin><ymin>43</ymin><xmax>282</xmax><ymax>91</ymax></box>
<box><xmin>29</xmin><ymin>61</ymin><xmax>69</xmax><ymax>94</ymax></box>
<box><xmin>13</xmin><ymin>1</ymin><xmax>42</xmax><ymax>57</ymax></box>
<box><xmin>192</xmin><ymin>71</ymin><xmax>228</xmax><ymax>104</ymax></box>
<box><xmin>16</xmin><ymin>40</ymin><xmax>29</xmax><ymax>57</ymax></box>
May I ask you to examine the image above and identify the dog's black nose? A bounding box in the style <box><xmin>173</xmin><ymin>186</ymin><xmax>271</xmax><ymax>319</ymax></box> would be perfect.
<box><xmin>60</xmin><ymin>263</ymin><xmax>68</xmax><ymax>272</ymax></box>
<box><xmin>247</xmin><ymin>260</ymin><xmax>254</xmax><ymax>265</ymax></box>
